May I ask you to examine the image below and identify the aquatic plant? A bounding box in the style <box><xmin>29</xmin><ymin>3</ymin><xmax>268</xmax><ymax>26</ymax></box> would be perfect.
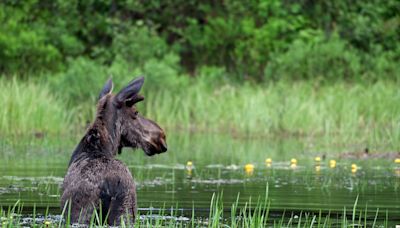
<box><xmin>0</xmin><ymin>188</ymin><xmax>390</xmax><ymax>227</ymax></box>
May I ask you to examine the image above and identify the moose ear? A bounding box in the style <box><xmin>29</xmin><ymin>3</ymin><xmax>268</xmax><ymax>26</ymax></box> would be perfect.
<box><xmin>126</xmin><ymin>94</ymin><xmax>145</xmax><ymax>107</ymax></box>
<box><xmin>98</xmin><ymin>78</ymin><xmax>114</xmax><ymax>100</ymax></box>
<box><xmin>116</xmin><ymin>76</ymin><xmax>145</xmax><ymax>105</ymax></box>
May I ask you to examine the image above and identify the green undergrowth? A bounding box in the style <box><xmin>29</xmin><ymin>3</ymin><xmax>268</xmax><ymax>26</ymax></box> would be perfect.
<box><xmin>146</xmin><ymin>81</ymin><xmax>400</xmax><ymax>146</ymax></box>
<box><xmin>0</xmin><ymin>190</ymin><xmax>390</xmax><ymax>227</ymax></box>
<box><xmin>2</xmin><ymin>77</ymin><xmax>400</xmax><ymax>149</ymax></box>
<box><xmin>0</xmin><ymin>78</ymin><xmax>72</xmax><ymax>137</ymax></box>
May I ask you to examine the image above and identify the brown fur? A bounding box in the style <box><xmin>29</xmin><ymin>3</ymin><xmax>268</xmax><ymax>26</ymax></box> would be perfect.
<box><xmin>61</xmin><ymin>77</ymin><xmax>167</xmax><ymax>225</ymax></box>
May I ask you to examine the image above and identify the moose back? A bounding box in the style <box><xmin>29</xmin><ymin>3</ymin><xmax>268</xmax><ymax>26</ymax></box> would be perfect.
<box><xmin>61</xmin><ymin>77</ymin><xmax>167</xmax><ymax>225</ymax></box>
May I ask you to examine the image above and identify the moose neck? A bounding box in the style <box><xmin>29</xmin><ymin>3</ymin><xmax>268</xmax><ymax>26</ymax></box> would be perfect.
<box><xmin>68</xmin><ymin>114</ymin><xmax>121</xmax><ymax>166</ymax></box>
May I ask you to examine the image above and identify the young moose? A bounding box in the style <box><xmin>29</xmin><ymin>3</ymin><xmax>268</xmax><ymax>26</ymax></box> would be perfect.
<box><xmin>61</xmin><ymin>77</ymin><xmax>167</xmax><ymax>225</ymax></box>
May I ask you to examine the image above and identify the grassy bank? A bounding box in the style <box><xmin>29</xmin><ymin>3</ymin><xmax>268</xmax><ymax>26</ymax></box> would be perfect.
<box><xmin>0</xmin><ymin>79</ymin><xmax>72</xmax><ymax>137</ymax></box>
<box><xmin>0</xmin><ymin>191</ymin><xmax>390</xmax><ymax>227</ymax></box>
<box><xmin>1</xmin><ymin>77</ymin><xmax>400</xmax><ymax>149</ymax></box>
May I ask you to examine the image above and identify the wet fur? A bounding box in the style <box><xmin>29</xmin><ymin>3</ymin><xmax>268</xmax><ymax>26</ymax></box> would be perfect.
<box><xmin>61</xmin><ymin>78</ymin><xmax>167</xmax><ymax>225</ymax></box>
<box><xmin>61</xmin><ymin>97</ymin><xmax>137</xmax><ymax>224</ymax></box>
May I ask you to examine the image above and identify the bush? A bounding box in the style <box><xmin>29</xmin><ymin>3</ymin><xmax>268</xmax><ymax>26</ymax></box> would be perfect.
<box><xmin>110</xmin><ymin>23</ymin><xmax>188</xmax><ymax>91</ymax></box>
<box><xmin>140</xmin><ymin>53</ymin><xmax>188</xmax><ymax>90</ymax></box>
<box><xmin>182</xmin><ymin>0</ymin><xmax>306</xmax><ymax>80</ymax></box>
<box><xmin>361</xmin><ymin>45</ymin><xmax>400</xmax><ymax>81</ymax></box>
<box><xmin>0</xmin><ymin>9</ymin><xmax>62</xmax><ymax>74</ymax></box>
<box><xmin>264</xmin><ymin>32</ymin><xmax>361</xmax><ymax>81</ymax></box>
<box><xmin>50</xmin><ymin>53</ymin><xmax>187</xmax><ymax>106</ymax></box>
<box><xmin>112</xmin><ymin>24</ymin><xmax>170</xmax><ymax>67</ymax></box>
<box><xmin>49</xmin><ymin>58</ymin><xmax>107</xmax><ymax>105</ymax></box>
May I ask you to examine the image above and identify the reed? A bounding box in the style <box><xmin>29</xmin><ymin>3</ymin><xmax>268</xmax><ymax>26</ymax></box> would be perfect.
<box><xmin>144</xmin><ymin>80</ymin><xmax>400</xmax><ymax>149</ymax></box>
<box><xmin>0</xmin><ymin>190</ymin><xmax>389</xmax><ymax>227</ymax></box>
<box><xmin>0</xmin><ymin>78</ymin><xmax>72</xmax><ymax>137</ymax></box>
<box><xmin>177</xmin><ymin>82</ymin><xmax>394</xmax><ymax>132</ymax></box>
<box><xmin>2</xmin><ymin>77</ymin><xmax>400</xmax><ymax>150</ymax></box>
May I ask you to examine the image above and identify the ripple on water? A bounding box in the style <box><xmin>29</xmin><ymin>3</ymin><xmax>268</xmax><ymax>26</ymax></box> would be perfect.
<box><xmin>225</xmin><ymin>164</ymin><xmax>240</xmax><ymax>170</ymax></box>
<box><xmin>205</xmin><ymin>164</ymin><xmax>225</xmax><ymax>169</ymax></box>
<box><xmin>131</xmin><ymin>164</ymin><xmax>187</xmax><ymax>170</ymax></box>
<box><xmin>0</xmin><ymin>185</ymin><xmax>36</xmax><ymax>195</ymax></box>
<box><xmin>136</xmin><ymin>177</ymin><xmax>170</xmax><ymax>188</ymax></box>
<box><xmin>1</xmin><ymin>176</ymin><xmax>63</xmax><ymax>183</ymax></box>
<box><xmin>190</xmin><ymin>178</ymin><xmax>244</xmax><ymax>184</ymax></box>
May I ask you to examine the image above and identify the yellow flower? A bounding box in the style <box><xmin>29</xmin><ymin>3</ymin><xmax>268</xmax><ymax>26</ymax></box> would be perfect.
<box><xmin>245</xmin><ymin>163</ymin><xmax>255</xmax><ymax>171</ymax></box>
<box><xmin>329</xmin><ymin>160</ymin><xmax>336</xmax><ymax>168</ymax></box>
<box><xmin>351</xmin><ymin>163</ymin><xmax>358</xmax><ymax>173</ymax></box>
<box><xmin>244</xmin><ymin>164</ymin><xmax>254</xmax><ymax>175</ymax></box>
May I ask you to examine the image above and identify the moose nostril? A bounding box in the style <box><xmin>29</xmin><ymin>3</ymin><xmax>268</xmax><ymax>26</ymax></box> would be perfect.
<box><xmin>160</xmin><ymin>139</ymin><xmax>168</xmax><ymax>152</ymax></box>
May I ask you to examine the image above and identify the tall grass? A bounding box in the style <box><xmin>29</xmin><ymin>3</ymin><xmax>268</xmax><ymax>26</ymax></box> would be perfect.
<box><xmin>145</xmin><ymin>81</ymin><xmax>400</xmax><ymax>147</ymax></box>
<box><xmin>0</xmin><ymin>78</ymin><xmax>72</xmax><ymax>137</ymax></box>
<box><xmin>2</xmin><ymin>77</ymin><xmax>400</xmax><ymax>149</ymax></box>
<box><xmin>0</xmin><ymin>190</ymin><xmax>389</xmax><ymax>227</ymax></box>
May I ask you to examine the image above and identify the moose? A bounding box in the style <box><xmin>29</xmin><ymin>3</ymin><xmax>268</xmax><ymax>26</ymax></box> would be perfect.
<box><xmin>61</xmin><ymin>76</ymin><xmax>167</xmax><ymax>225</ymax></box>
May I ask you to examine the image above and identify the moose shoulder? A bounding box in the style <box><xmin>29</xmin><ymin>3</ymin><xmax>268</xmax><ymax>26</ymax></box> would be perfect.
<box><xmin>61</xmin><ymin>77</ymin><xmax>167</xmax><ymax>225</ymax></box>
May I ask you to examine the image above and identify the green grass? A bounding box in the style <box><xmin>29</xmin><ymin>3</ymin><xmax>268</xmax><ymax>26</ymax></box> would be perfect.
<box><xmin>0</xmin><ymin>78</ymin><xmax>72</xmax><ymax>137</ymax></box>
<box><xmin>151</xmin><ymin>81</ymin><xmax>399</xmax><ymax>134</ymax></box>
<box><xmin>0</xmin><ymin>190</ymin><xmax>389</xmax><ymax>227</ymax></box>
<box><xmin>145</xmin><ymin>80</ymin><xmax>400</xmax><ymax>149</ymax></box>
<box><xmin>2</xmin><ymin>77</ymin><xmax>400</xmax><ymax>150</ymax></box>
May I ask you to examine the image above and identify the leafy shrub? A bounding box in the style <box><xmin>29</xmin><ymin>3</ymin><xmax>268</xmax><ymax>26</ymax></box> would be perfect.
<box><xmin>264</xmin><ymin>32</ymin><xmax>361</xmax><ymax>81</ymax></box>
<box><xmin>361</xmin><ymin>45</ymin><xmax>400</xmax><ymax>81</ymax></box>
<box><xmin>195</xmin><ymin>66</ymin><xmax>229</xmax><ymax>87</ymax></box>
<box><xmin>110</xmin><ymin>23</ymin><xmax>187</xmax><ymax>91</ymax></box>
<box><xmin>0</xmin><ymin>5</ymin><xmax>62</xmax><ymax>74</ymax></box>
<box><xmin>140</xmin><ymin>53</ymin><xmax>188</xmax><ymax>90</ymax></box>
<box><xmin>182</xmin><ymin>0</ymin><xmax>306</xmax><ymax>80</ymax></box>
<box><xmin>1</xmin><ymin>0</ymin><xmax>398</xmax><ymax>82</ymax></box>
<box><xmin>49</xmin><ymin>57</ymin><xmax>107</xmax><ymax>105</ymax></box>
<box><xmin>50</xmin><ymin>53</ymin><xmax>187</xmax><ymax>106</ymax></box>
<box><xmin>112</xmin><ymin>24</ymin><xmax>170</xmax><ymax>67</ymax></box>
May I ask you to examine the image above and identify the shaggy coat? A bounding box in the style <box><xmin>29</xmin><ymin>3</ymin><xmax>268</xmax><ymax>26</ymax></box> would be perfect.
<box><xmin>61</xmin><ymin>77</ymin><xmax>167</xmax><ymax>225</ymax></box>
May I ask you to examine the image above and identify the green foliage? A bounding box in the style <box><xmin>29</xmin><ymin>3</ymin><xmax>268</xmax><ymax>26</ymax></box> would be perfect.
<box><xmin>4</xmin><ymin>76</ymin><xmax>400</xmax><ymax>150</ymax></box>
<box><xmin>362</xmin><ymin>45</ymin><xmax>400</xmax><ymax>81</ymax></box>
<box><xmin>0</xmin><ymin>3</ymin><xmax>62</xmax><ymax>74</ymax></box>
<box><xmin>182</xmin><ymin>0</ymin><xmax>307</xmax><ymax>80</ymax></box>
<box><xmin>0</xmin><ymin>78</ymin><xmax>71</xmax><ymax>136</ymax></box>
<box><xmin>49</xmin><ymin>57</ymin><xmax>107</xmax><ymax>105</ymax></box>
<box><xmin>265</xmin><ymin>32</ymin><xmax>362</xmax><ymax>81</ymax></box>
<box><xmin>112</xmin><ymin>25</ymin><xmax>170</xmax><ymax>67</ymax></box>
<box><xmin>0</xmin><ymin>0</ymin><xmax>398</xmax><ymax>81</ymax></box>
<box><xmin>141</xmin><ymin>79</ymin><xmax>400</xmax><ymax>150</ymax></box>
<box><xmin>50</xmin><ymin>54</ymin><xmax>187</xmax><ymax>108</ymax></box>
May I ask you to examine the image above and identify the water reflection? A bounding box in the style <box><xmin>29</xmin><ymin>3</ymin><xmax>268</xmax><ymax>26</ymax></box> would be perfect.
<box><xmin>0</xmin><ymin>132</ymin><xmax>400</xmax><ymax>219</ymax></box>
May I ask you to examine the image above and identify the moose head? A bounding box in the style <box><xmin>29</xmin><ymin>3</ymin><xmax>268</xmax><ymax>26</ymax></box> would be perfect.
<box><xmin>95</xmin><ymin>76</ymin><xmax>167</xmax><ymax>157</ymax></box>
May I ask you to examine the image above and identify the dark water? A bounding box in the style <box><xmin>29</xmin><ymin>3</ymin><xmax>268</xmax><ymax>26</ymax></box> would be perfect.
<box><xmin>1</xmin><ymin>132</ymin><xmax>400</xmax><ymax>224</ymax></box>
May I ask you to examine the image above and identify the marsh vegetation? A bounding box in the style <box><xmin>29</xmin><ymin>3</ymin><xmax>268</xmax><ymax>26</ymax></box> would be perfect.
<box><xmin>1</xmin><ymin>0</ymin><xmax>400</xmax><ymax>226</ymax></box>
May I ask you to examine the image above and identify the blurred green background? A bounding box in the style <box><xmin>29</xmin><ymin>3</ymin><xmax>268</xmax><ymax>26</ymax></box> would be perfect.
<box><xmin>1</xmin><ymin>2</ymin><xmax>400</xmax><ymax>226</ymax></box>
<box><xmin>1</xmin><ymin>0</ymin><xmax>400</xmax><ymax>150</ymax></box>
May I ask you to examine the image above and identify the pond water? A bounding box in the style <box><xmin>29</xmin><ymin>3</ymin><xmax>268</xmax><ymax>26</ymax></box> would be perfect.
<box><xmin>1</xmin><ymin>132</ymin><xmax>400</xmax><ymax>225</ymax></box>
